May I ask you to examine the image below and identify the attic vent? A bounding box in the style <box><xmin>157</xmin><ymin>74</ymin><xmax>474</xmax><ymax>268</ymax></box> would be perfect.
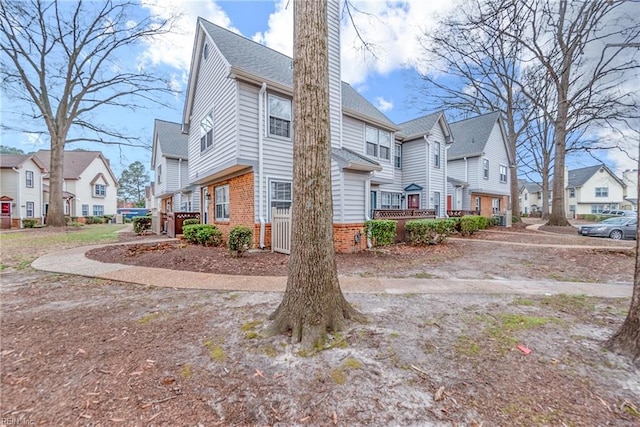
<box><xmin>203</xmin><ymin>43</ymin><xmax>209</xmax><ymax>60</ymax></box>
<box><xmin>599</xmin><ymin>168</ymin><xmax>604</xmax><ymax>173</ymax></box>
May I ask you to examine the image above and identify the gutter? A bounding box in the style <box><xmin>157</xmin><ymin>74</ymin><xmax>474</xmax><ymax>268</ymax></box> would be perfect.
<box><xmin>258</xmin><ymin>82</ymin><xmax>267</xmax><ymax>249</ymax></box>
<box><xmin>178</xmin><ymin>158</ymin><xmax>182</xmax><ymax>211</ymax></box>
<box><xmin>12</xmin><ymin>167</ymin><xmax>21</xmax><ymax>228</ymax></box>
<box><xmin>424</xmin><ymin>135</ymin><xmax>431</xmax><ymax>210</ymax></box>
<box><xmin>444</xmin><ymin>144</ymin><xmax>451</xmax><ymax>217</ymax></box>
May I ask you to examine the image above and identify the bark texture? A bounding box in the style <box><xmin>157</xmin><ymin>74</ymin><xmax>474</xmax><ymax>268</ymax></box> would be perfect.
<box><xmin>267</xmin><ymin>0</ymin><xmax>362</xmax><ymax>347</ymax></box>
<box><xmin>606</xmin><ymin>167</ymin><xmax>640</xmax><ymax>365</ymax></box>
<box><xmin>47</xmin><ymin>137</ymin><xmax>66</xmax><ymax>227</ymax></box>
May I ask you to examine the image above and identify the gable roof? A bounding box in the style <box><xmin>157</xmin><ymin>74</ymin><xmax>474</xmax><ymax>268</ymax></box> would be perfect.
<box><xmin>396</xmin><ymin>111</ymin><xmax>452</xmax><ymax>141</ymax></box>
<box><xmin>35</xmin><ymin>150</ymin><xmax>118</xmax><ymax>184</ymax></box>
<box><xmin>568</xmin><ymin>164</ymin><xmax>625</xmax><ymax>188</ymax></box>
<box><xmin>448</xmin><ymin>111</ymin><xmax>504</xmax><ymax>160</ymax></box>
<box><xmin>185</xmin><ymin>18</ymin><xmax>395</xmax><ymax>130</ymax></box>
<box><xmin>331</xmin><ymin>147</ymin><xmax>381</xmax><ymax>172</ymax></box>
<box><xmin>152</xmin><ymin>119</ymin><xmax>188</xmax><ymax>166</ymax></box>
<box><xmin>0</xmin><ymin>154</ymin><xmax>47</xmax><ymax>171</ymax></box>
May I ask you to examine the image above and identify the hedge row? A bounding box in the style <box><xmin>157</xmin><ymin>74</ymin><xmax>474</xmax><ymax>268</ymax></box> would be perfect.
<box><xmin>182</xmin><ymin>224</ymin><xmax>223</xmax><ymax>246</ymax></box>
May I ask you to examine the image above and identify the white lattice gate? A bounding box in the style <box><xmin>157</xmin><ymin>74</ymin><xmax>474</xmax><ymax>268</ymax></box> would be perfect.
<box><xmin>271</xmin><ymin>207</ymin><xmax>291</xmax><ymax>254</ymax></box>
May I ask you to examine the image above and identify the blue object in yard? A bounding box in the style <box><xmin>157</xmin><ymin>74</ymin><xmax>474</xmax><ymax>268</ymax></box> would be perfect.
<box><xmin>117</xmin><ymin>208</ymin><xmax>150</xmax><ymax>220</ymax></box>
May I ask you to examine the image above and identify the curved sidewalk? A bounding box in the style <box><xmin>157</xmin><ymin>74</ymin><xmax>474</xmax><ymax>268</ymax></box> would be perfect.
<box><xmin>31</xmin><ymin>240</ymin><xmax>633</xmax><ymax>298</ymax></box>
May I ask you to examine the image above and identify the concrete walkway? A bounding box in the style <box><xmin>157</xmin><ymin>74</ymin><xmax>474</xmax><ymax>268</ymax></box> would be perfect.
<box><xmin>31</xmin><ymin>236</ymin><xmax>633</xmax><ymax>298</ymax></box>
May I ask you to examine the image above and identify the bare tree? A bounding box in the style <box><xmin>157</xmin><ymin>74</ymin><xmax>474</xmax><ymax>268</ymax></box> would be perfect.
<box><xmin>414</xmin><ymin>0</ymin><xmax>534</xmax><ymax>215</ymax></box>
<box><xmin>268</xmin><ymin>0</ymin><xmax>363</xmax><ymax>348</ymax></box>
<box><xmin>497</xmin><ymin>0</ymin><xmax>640</xmax><ymax>226</ymax></box>
<box><xmin>0</xmin><ymin>0</ymin><xmax>178</xmax><ymax>226</ymax></box>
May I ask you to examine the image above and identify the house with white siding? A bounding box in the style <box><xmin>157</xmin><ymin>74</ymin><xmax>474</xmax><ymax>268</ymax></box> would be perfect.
<box><xmin>517</xmin><ymin>179</ymin><xmax>551</xmax><ymax>216</ymax></box>
<box><xmin>35</xmin><ymin>150</ymin><xmax>118</xmax><ymax>221</ymax></box>
<box><xmin>447</xmin><ymin>112</ymin><xmax>514</xmax><ymax>217</ymax></box>
<box><xmin>150</xmin><ymin>119</ymin><xmax>198</xmax><ymax>215</ymax></box>
<box><xmin>622</xmin><ymin>169</ymin><xmax>637</xmax><ymax>211</ymax></box>
<box><xmin>565</xmin><ymin>164</ymin><xmax>626</xmax><ymax>217</ymax></box>
<box><xmin>181</xmin><ymin>3</ymin><xmax>435</xmax><ymax>252</ymax></box>
<box><xmin>0</xmin><ymin>154</ymin><xmax>47</xmax><ymax>228</ymax></box>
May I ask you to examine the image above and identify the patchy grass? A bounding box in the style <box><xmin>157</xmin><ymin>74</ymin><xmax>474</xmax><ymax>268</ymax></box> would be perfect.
<box><xmin>203</xmin><ymin>338</ymin><xmax>226</xmax><ymax>362</ymax></box>
<box><xmin>511</xmin><ymin>298</ymin><xmax>535</xmax><ymax>306</ymax></box>
<box><xmin>482</xmin><ymin>313</ymin><xmax>559</xmax><ymax>354</ymax></box>
<box><xmin>413</xmin><ymin>272</ymin><xmax>435</xmax><ymax>279</ymax></box>
<box><xmin>263</xmin><ymin>344</ymin><xmax>278</xmax><ymax>358</ymax></box>
<box><xmin>179</xmin><ymin>364</ymin><xmax>193</xmax><ymax>378</ymax></box>
<box><xmin>455</xmin><ymin>335</ymin><xmax>481</xmax><ymax>358</ymax></box>
<box><xmin>138</xmin><ymin>312</ymin><xmax>160</xmax><ymax>324</ymax></box>
<box><xmin>330</xmin><ymin>358</ymin><xmax>363</xmax><ymax>385</ymax></box>
<box><xmin>540</xmin><ymin>294</ymin><xmax>596</xmax><ymax>316</ymax></box>
<box><xmin>241</xmin><ymin>320</ymin><xmax>262</xmax><ymax>331</ymax></box>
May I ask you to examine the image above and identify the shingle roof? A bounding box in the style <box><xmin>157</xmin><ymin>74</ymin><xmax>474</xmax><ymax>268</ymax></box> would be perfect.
<box><xmin>567</xmin><ymin>165</ymin><xmax>604</xmax><ymax>187</ymax></box>
<box><xmin>448</xmin><ymin>111</ymin><xmax>502</xmax><ymax>159</ymax></box>
<box><xmin>154</xmin><ymin>119</ymin><xmax>188</xmax><ymax>159</ymax></box>
<box><xmin>331</xmin><ymin>147</ymin><xmax>381</xmax><ymax>172</ymax></box>
<box><xmin>35</xmin><ymin>150</ymin><xmax>117</xmax><ymax>184</ymax></box>
<box><xmin>0</xmin><ymin>154</ymin><xmax>34</xmax><ymax>168</ymax></box>
<box><xmin>199</xmin><ymin>18</ymin><xmax>395</xmax><ymax>129</ymax></box>
<box><xmin>397</xmin><ymin>111</ymin><xmax>443</xmax><ymax>140</ymax></box>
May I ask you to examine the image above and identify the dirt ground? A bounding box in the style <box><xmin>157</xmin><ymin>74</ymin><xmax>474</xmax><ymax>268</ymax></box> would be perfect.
<box><xmin>1</xmin><ymin>225</ymin><xmax>639</xmax><ymax>426</ymax></box>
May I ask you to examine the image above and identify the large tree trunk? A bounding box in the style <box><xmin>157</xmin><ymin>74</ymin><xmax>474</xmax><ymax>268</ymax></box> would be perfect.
<box><xmin>268</xmin><ymin>0</ymin><xmax>362</xmax><ymax>348</ymax></box>
<box><xmin>606</xmin><ymin>167</ymin><xmax>640</xmax><ymax>365</ymax></box>
<box><xmin>47</xmin><ymin>137</ymin><xmax>66</xmax><ymax>227</ymax></box>
<box><xmin>547</xmin><ymin>72</ymin><xmax>570</xmax><ymax>226</ymax></box>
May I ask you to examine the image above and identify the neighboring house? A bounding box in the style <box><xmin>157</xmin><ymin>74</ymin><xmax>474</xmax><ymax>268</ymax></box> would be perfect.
<box><xmin>150</xmin><ymin>119</ymin><xmax>199</xmax><ymax>215</ymax></box>
<box><xmin>447</xmin><ymin>112</ymin><xmax>514</xmax><ymax>217</ymax></box>
<box><xmin>0</xmin><ymin>154</ymin><xmax>47</xmax><ymax>228</ymax></box>
<box><xmin>394</xmin><ymin>111</ymin><xmax>454</xmax><ymax>217</ymax></box>
<box><xmin>622</xmin><ymin>169</ymin><xmax>637</xmax><ymax>211</ymax></box>
<box><xmin>517</xmin><ymin>179</ymin><xmax>551</xmax><ymax>215</ymax></box>
<box><xmin>181</xmin><ymin>6</ymin><xmax>404</xmax><ymax>252</ymax></box>
<box><xmin>565</xmin><ymin>164</ymin><xmax>626</xmax><ymax>217</ymax></box>
<box><xmin>35</xmin><ymin>150</ymin><xmax>118</xmax><ymax>220</ymax></box>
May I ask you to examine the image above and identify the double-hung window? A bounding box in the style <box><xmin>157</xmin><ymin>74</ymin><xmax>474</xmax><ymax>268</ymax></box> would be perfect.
<box><xmin>156</xmin><ymin>165</ymin><xmax>162</xmax><ymax>184</ymax></box>
<box><xmin>93</xmin><ymin>205</ymin><xmax>104</xmax><ymax>216</ymax></box>
<box><xmin>215</xmin><ymin>185</ymin><xmax>229</xmax><ymax>221</ymax></box>
<box><xmin>268</xmin><ymin>94</ymin><xmax>291</xmax><ymax>138</ymax></box>
<box><xmin>26</xmin><ymin>201</ymin><xmax>34</xmax><ymax>217</ymax></box>
<box><xmin>25</xmin><ymin>170</ymin><xmax>34</xmax><ymax>188</ymax></box>
<box><xmin>82</xmin><ymin>204</ymin><xmax>89</xmax><ymax>216</ymax></box>
<box><xmin>94</xmin><ymin>184</ymin><xmax>106</xmax><ymax>197</ymax></box>
<box><xmin>270</xmin><ymin>181</ymin><xmax>292</xmax><ymax>211</ymax></box>
<box><xmin>434</xmin><ymin>191</ymin><xmax>441</xmax><ymax>216</ymax></box>
<box><xmin>394</xmin><ymin>143</ymin><xmax>402</xmax><ymax>169</ymax></box>
<box><xmin>595</xmin><ymin>187</ymin><xmax>608</xmax><ymax>197</ymax></box>
<box><xmin>380</xmin><ymin>192</ymin><xmax>401</xmax><ymax>209</ymax></box>
<box><xmin>499</xmin><ymin>165</ymin><xmax>507</xmax><ymax>183</ymax></box>
<box><xmin>434</xmin><ymin>142</ymin><xmax>440</xmax><ymax>168</ymax></box>
<box><xmin>483</xmin><ymin>159</ymin><xmax>489</xmax><ymax>180</ymax></box>
<box><xmin>365</xmin><ymin>126</ymin><xmax>391</xmax><ymax>161</ymax></box>
<box><xmin>569</xmin><ymin>188</ymin><xmax>575</xmax><ymax>198</ymax></box>
<box><xmin>200</xmin><ymin>112</ymin><xmax>214</xmax><ymax>152</ymax></box>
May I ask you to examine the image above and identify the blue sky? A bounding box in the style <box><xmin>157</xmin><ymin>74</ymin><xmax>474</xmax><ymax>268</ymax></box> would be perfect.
<box><xmin>1</xmin><ymin>0</ymin><xmax>637</xmax><ymax>179</ymax></box>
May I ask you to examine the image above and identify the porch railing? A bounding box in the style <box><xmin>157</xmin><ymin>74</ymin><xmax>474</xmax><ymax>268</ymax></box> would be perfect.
<box><xmin>446</xmin><ymin>210</ymin><xmax>480</xmax><ymax>217</ymax></box>
<box><xmin>373</xmin><ymin>209</ymin><xmax>436</xmax><ymax>220</ymax></box>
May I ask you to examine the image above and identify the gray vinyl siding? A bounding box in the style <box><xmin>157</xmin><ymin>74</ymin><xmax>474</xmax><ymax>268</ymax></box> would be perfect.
<box><xmin>429</xmin><ymin>122</ymin><xmax>448</xmax><ymax>212</ymax></box>
<box><xmin>401</xmin><ymin>138</ymin><xmax>427</xmax><ymax>208</ymax></box>
<box><xmin>188</xmin><ymin>34</ymin><xmax>238</xmax><ymax>184</ymax></box>
<box><xmin>237</xmin><ymin>82</ymin><xmax>259</xmax><ymax>160</ymax></box>
<box><xmin>328</xmin><ymin>0</ymin><xmax>342</xmax><ymax>149</ymax></box>
<box><xmin>342</xmin><ymin>171</ymin><xmax>367</xmax><ymax>223</ymax></box>
<box><xmin>165</xmin><ymin>158</ymin><xmax>181</xmax><ymax>192</ymax></box>
<box><xmin>342</xmin><ymin>116</ymin><xmax>363</xmax><ymax>152</ymax></box>
<box><xmin>331</xmin><ymin>161</ymin><xmax>343</xmax><ymax>222</ymax></box>
<box><xmin>481</xmin><ymin>124</ymin><xmax>510</xmax><ymax>195</ymax></box>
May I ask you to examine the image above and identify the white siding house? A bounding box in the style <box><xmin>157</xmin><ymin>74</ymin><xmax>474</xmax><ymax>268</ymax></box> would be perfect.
<box><xmin>566</xmin><ymin>165</ymin><xmax>627</xmax><ymax>217</ymax></box>
<box><xmin>0</xmin><ymin>154</ymin><xmax>47</xmax><ymax>228</ymax></box>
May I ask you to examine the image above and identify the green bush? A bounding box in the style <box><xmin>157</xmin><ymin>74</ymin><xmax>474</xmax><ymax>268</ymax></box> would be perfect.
<box><xmin>22</xmin><ymin>218</ymin><xmax>37</xmax><ymax>228</ymax></box>
<box><xmin>85</xmin><ymin>216</ymin><xmax>104</xmax><ymax>225</ymax></box>
<box><xmin>365</xmin><ymin>220</ymin><xmax>397</xmax><ymax>246</ymax></box>
<box><xmin>182</xmin><ymin>224</ymin><xmax>222</xmax><ymax>246</ymax></box>
<box><xmin>582</xmin><ymin>214</ymin><xmax>614</xmax><ymax>222</ymax></box>
<box><xmin>459</xmin><ymin>215</ymin><xmax>481</xmax><ymax>236</ymax></box>
<box><xmin>103</xmin><ymin>214</ymin><xmax>113</xmax><ymax>223</ymax></box>
<box><xmin>405</xmin><ymin>219</ymin><xmax>457</xmax><ymax>245</ymax></box>
<box><xmin>511</xmin><ymin>214</ymin><xmax>521</xmax><ymax>224</ymax></box>
<box><xmin>133</xmin><ymin>216</ymin><xmax>152</xmax><ymax>234</ymax></box>
<box><xmin>227</xmin><ymin>226</ymin><xmax>253</xmax><ymax>257</ymax></box>
<box><xmin>182</xmin><ymin>218</ymin><xmax>201</xmax><ymax>226</ymax></box>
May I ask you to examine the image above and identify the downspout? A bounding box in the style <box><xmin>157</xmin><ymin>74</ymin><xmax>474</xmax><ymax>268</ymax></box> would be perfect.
<box><xmin>40</xmin><ymin>173</ymin><xmax>44</xmax><ymax>224</ymax></box>
<box><xmin>424</xmin><ymin>135</ymin><xmax>431</xmax><ymax>209</ymax></box>
<box><xmin>365</xmin><ymin>172</ymin><xmax>372</xmax><ymax>249</ymax></box>
<box><xmin>12</xmin><ymin>167</ymin><xmax>21</xmax><ymax>228</ymax></box>
<box><xmin>444</xmin><ymin>144</ymin><xmax>451</xmax><ymax>218</ymax></box>
<box><xmin>178</xmin><ymin>158</ymin><xmax>182</xmax><ymax>211</ymax></box>
<box><xmin>464</xmin><ymin>156</ymin><xmax>469</xmax><ymax>210</ymax></box>
<box><xmin>258</xmin><ymin>82</ymin><xmax>268</xmax><ymax>248</ymax></box>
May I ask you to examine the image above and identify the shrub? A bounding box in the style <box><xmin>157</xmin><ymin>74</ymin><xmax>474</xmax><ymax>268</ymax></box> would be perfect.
<box><xmin>133</xmin><ymin>216</ymin><xmax>152</xmax><ymax>234</ymax></box>
<box><xmin>405</xmin><ymin>219</ymin><xmax>457</xmax><ymax>245</ymax></box>
<box><xmin>85</xmin><ymin>216</ymin><xmax>104</xmax><ymax>225</ymax></box>
<box><xmin>103</xmin><ymin>214</ymin><xmax>113</xmax><ymax>223</ymax></box>
<box><xmin>22</xmin><ymin>218</ymin><xmax>37</xmax><ymax>228</ymax></box>
<box><xmin>182</xmin><ymin>218</ymin><xmax>201</xmax><ymax>226</ymax></box>
<box><xmin>458</xmin><ymin>215</ymin><xmax>482</xmax><ymax>236</ymax></box>
<box><xmin>364</xmin><ymin>220</ymin><xmax>396</xmax><ymax>246</ymax></box>
<box><xmin>511</xmin><ymin>214</ymin><xmax>521</xmax><ymax>224</ymax></box>
<box><xmin>227</xmin><ymin>226</ymin><xmax>253</xmax><ymax>257</ymax></box>
<box><xmin>183</xmin><ymin>224</ymin><xmax>222</xmax><ymax>246</ymax></box>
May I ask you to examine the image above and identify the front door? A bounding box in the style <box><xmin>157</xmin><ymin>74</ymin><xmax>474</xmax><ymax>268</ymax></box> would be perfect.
<box><xmin>1</xmin><ymin>201</ymin><xmax>11</xmax><ymax>229</ymax></box>
<box><xmin>447</xmin><ymin>195</ymin><xmax>452</xmax><ymax>211</ymax></box>
<box><xmin>407</xmin><ymin>194</ymin><xmax>420</xmax><ymax>209</ymax></box>
<box><xmin>370</xmin><ymin>191</ymin><xmax>377</xmax><ymax>218</ymax></box>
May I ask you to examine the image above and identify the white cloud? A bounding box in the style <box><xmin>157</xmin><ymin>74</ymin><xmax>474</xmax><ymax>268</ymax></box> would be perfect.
<box><xmin>138</xmin><ymin>0</ymin><xmax>239</xmax><ymax>73</ymax></box>
<box><xmin>23</xmin><ymin>133</ymin><xmax>45</xmax><ymax>147</ymax></box>
<box><xmin>375</xmin><ymin>96</ymin><xmax>393</xmax><ymax>112</ymax></box>
<box><xmin>252</xmin><ymin>0</ymin><xmax>293</xmax><ymax>56</ymax></box>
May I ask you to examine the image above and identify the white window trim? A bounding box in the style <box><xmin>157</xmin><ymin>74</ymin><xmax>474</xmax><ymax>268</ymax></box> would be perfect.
<box><xmin>595</xmin><ymin>187</ymin><xmax>608</xmax><ymax>198</ymax></box>
<box><xmin>499</xmin><ymin>165</ymin><xmax>507</xmax><ymax>183</ymax></box>
<box><xmin>200</xmin><ymin>111</ymin><xmax>214</xmax><ymax>152</ymax></box>
<box><xmin>268</xmin><ymin>94</ymin><xmax>292</xmax><ymax>139</ymax></box>
<box><xmin>26</xmin><ymin>201</ymin><xmax>34</xmax><ymax>217</ymax></box>
<box><xmin>483</xmin><ymin>159</ymin><xmax>489</xmax><ymax>180</ymax></box>
<box><xmin>25</xmin><ymin>170</ymin><xmax>34</xmax><ymax>188</ymax></box>
<box><xmin>269</xmin><ymin>180</ymin><xmax>292</xmax><ymax>219</ymax></box>
<box><xmin>380</xmin><ymin>191</ymin><xmax>402</xmax><ymax>210</ymax></box>
<box><xmin>434</xmin><ymin>142</ymin><xmax>440</xmax><ymax>168</ymax></box>
<box><xmin>215</xmin><ymin>185</ymin><xmax>229</xmax><ymax>221</ymax></box>
<box><xmin>365</xmin><ymin>125</ymin><xmax>391</xmax><ymax>161</ymax></box>
<box><xmin>93</xmin><ymin>205</ymin><xmax>104</xmax><ymax>216</ymax></box>
<box><xmin>394</xmin><ymin>143</ymin><xmax>402</xmax><ymax>169</ymax></box>
<box><xmin>94</xmin><ymin>184</ymin><xmax>106</xmax><ymax>197</ymax></box>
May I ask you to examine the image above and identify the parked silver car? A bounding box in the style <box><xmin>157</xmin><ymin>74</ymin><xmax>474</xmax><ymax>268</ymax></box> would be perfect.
<box><xmin>578</xmin><ymin>217</ymin><xmax>637</xmax><ymax>240</ymax></box>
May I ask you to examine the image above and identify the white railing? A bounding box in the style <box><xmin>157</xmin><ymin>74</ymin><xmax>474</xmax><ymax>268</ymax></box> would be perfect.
<box><xmin>271</xmin><ymin>207</ymin><xmax>291</xmax><ymax>255</ymax></box>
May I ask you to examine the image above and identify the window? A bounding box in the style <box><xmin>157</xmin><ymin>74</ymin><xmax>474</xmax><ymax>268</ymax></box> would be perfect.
<box><xmin>203</xmin><ymin>42</ymin><xmax>209</xmax><ymax>60</ymax></box>
<box><xmin>492</xmin><ymin>198</ymin><xmax>500</xmax><ymax>214</ymax></box>
<box><xmin>475</xmin><ymin>197</ymin><xmax>481</xmax><ymax>212</ymax></box>
<box><xmin>483</xmin><ymin>159</ymin><xmax>489</xmax><ymax>180</ymax></box>
<box><xmin>200</xmin><ymin>111</ymin><xmax>214</xmax><ymax>152</ymax></box>
<box><xmin>25</xmin><ymin>170</ymin><xmax>34</xmax><ymax>188</ymax></box>
<box><xmin>569</xmin><ymin>188</ymin><xmax>575</xmax><ymax>198</ymax></box>
<box><xmin>380</xmin><ymin>192</ymin><xmax>401</xmax><ymax>209</ymax></box>
<box><xmin>94</xmin><ymin>184</ymin><xmax>106</xmax><ymax>197</ymax></box>
<box><xmin>394</xmin><ymin>143</ymin><xmax>402</xmax><ymax>169</ymax></box>
<box><xmin>268</xmin><ymin>94</ymin><xmax>291</xmax><ymax>138</ymax></box>
<box><xmin>595</xmin><ymin>187</ymin><xmax>608</xmax><ymax>197</ymax></box>
<box><xmin>524</xmin><ymin>193</ymin><xmax>528</xmax><ymax>201</ymax></box>
<box><xmin>591</xmin><ymin>204</ymin><xmax>605</xmax><ymax>214</ymax></box>
<box><xmin>26</xmin><ymin>201</ymin><xmax>34</xmax><ymax>217</ymax></box>
<box><xmin>365</xmin><ymin>125</ymin><xmax>391</xmax><ymax>161</ymax></box>
<box><xmin>499</xmin><ymin>165</ymin><xmax>507</xmax><ymax>183</ymax></box>
<box><xmin>434</xmin><ymin>142</ymin><xmax>440</xmax><ymax>168</ymax></box>
<box><xmin>434</xmin><ymin>191</ymin><xmax>441</xmax><ymax>216</ymax></box>
<box><xmin>270</xmin><ymin>181</ymin><xmax>292</xmax><ymax>211</ymax></box>
<box><xmin>93</xmin><ymin>205</ymin><xmax>104</xmax><ymax>216</ymax></box>
<box><xmin>82</xmin><ymin>204</ymin><xmax>89</xmax><ymax>216</ymax></box>
<box><xmin>156</xmin><ymin>165</ymin><xmax>162</xmax><ymax>184</ymax></box>
<box><xmin>215</xmin><ymin>185</ymin><xmax>229</xmax><ymax>221</ymax></box>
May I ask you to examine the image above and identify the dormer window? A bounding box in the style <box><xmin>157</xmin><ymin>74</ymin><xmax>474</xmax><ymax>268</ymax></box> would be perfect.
<box><xmin>94</xmin><ymin>184</ymin><xmax>106</xmax><ymax>197</ymax></box>
<box><xmin>268</xmin><ymin>94</ymin><xmax>291</xmax><ymax>138</ymax></box>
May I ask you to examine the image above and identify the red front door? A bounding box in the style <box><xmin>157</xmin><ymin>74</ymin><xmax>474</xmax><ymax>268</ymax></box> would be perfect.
<box><xmin>407</xmin><ymin>194</ymin><xmax>420</xmax><ymax>209</ymax></box>
<box><xmin>447</xmin><ymin>195</ymin><xmax>452</xmax><ymax>211</ymax></box>
<box><xmin>1</xmin><ymin>201</ymin><xmax>12</xmax><ymax>229</ymax></box>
